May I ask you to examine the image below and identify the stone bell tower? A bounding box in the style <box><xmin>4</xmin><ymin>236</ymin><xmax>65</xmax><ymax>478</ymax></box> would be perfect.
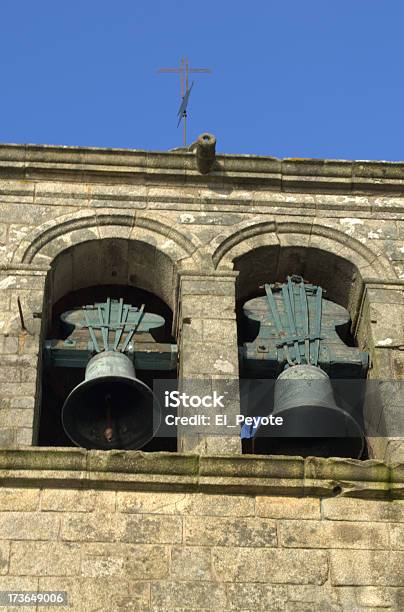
<box><xmin>0</xmin><ymin>134</ymin><xmax>403</xmax><ymax>610</ymax></box>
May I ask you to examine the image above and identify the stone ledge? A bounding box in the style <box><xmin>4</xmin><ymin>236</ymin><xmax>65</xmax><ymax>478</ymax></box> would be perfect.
<box><xmin>2</xmin><ymin>143</ymin><xmax>404</xmax><ymax>194</ymax></box>
<box><xmin>0</xmin><ymin>448</ymin><xmax>401</xmax><ymax>499</ymax></box>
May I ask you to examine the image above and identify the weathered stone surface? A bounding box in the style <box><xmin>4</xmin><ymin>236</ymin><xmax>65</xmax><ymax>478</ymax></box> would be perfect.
<box><xmin>335</xmin><ymin>585</ymin><xmax>404</xmax><ymax>609</ymax></box>
<box><xmin>330</xmin><ymin>550</ymin><xmax>404</xmax><ymax>586</ymax></box>
<box><xmin>226</xmin><ymin>583</ymin><xmax>287</xmax><ymax>611</ymax></box>
<box><xmin>0</xmin><ymin>512</ymin><xmax>59</xmax><ymax>540</ymax></box>
<box><xmin>41</xmin><ymin>489</ymin><xmax>115</xmax><ymax>512</ymax></box>
<box><xmin>0</xmin><ymin>487</ymin><xmax>39</xmax><ymax>511</ymax></box>
<box><xmin>61</xmin><ymin>513</ymin><xmax>121</xmax><ymax>542</ymax></box>
<box><xmin>256</xmin><ymin>496</ymin><xmax>320</xmax><ymax>519</ymax></box>
<box><xmin>9</xmin><ymin>541</ymin><xmax>80</xmax><ymax>576</ymax></box>
<box><xmin>150</xmin><ymin>581</ymin><xmax>227</xmax><ymax>610</ymax></box>
<box><xmin>170</xmin><ymin>546</ymin><xmax>212</xmax><ymax>581</ymax></box>
<box><xmin>390</xmin><ymin>523</ymin><xmax>404</xmax><ymax>549</ymax></box>
<box><xmin>322</xmin><ymin>497</ymin><xmax>404</xmax><ymax>522</ymax></box>
<box><xmin>212</xmin><ymin>547</ymin><xmax>328</xmax><ymax>584</ymax></box>
<box><xmin>287</xmin><ymin>584</ymin><xmax>340</xmax><ymax>606</ymax></box>
<box><xmin>120</xmin><ymin>514</ymin><xmax>183</xmax><ymax>544</ymax></box>
<box><xmin>184</xmin><ymin>516</ymin><xmax>277</xmax><ymax>547</ymax></box>
<box><xmin>279</xmin><ymin>519</ymin><xmax>389</xmax><ymax>549</ymax></box>
<box><xmin>37</xmin><ymin>576</ymin><xmax>150</xmax><ymax>612</ymax></box>
<box><xmin>81</xmin><ymin>543</ymin><xmax>169</xmax><ymax>579</ymax></box>
<box><xmin>117</xmin><ymin>491</ymin><xmax>254</xmax><ymax>516</ymax></box>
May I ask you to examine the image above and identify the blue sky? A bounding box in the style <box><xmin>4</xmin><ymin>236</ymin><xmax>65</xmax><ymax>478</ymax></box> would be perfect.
<box><xmin>1</xmin><ymin>0</ymin><xmax>403</xmax><ymax>160</ymax></box>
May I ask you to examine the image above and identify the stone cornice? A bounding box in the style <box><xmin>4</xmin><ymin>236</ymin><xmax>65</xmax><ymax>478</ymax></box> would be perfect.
<box><xmin>2</xmin><ymin>143</ymin><xmax>404</xmax><ymax>194</ymax></box>
<box><xmin>0</xmin><ymin>448</ymin><xmax>401</xmax><ymax>499</ymax></box>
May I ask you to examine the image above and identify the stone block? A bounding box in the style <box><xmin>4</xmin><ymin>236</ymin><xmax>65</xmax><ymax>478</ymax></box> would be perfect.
<box><xmin>15</xmin><ymin>428</ymin><xmax>33</xmax><ymax>445</ymax></box>
<box><xmin>181</xmin><ymin>343</ymin><xmax>238</xmax><ymax>376</ymax></box>
<box><xmin>41</xmin><ymin>489</ymin><xmax>115</xmax><ymax>513</ymax></box>
<box><xmin>184</xmin><ymin>515</ymin><xmax>277</xmax><ymax>547</ymax></box>
<box><xmin>0</xmin><ymin>576</ymin><xmax>39</xmax><ymax>596</ymax></box>
<box><xmin>0</xmin><ymin>487</ymin><xmax>39</xmax><ymax>511</ymax></box>
<box><xmin>0</xmin><ymin>383</ymin><xmax>36</xmax><ymax>396</ymax></box>
<box><xmin>170</xmin><ymin>546</ymin><xmax>212</xmax><ymax>581</ymax></box>
<box><xmin>9</xmin><ymin>541</ymin><xmax>81</xmax><ymax>576</ymax></box>
<box><xmin>362</xmin><ymin>586</ymin><xmax>404</xmax><ymax>609</ymax></box>
<box><xmin>81</xmin><ymin>543</ymin><xmax>168</xmax><ymax>579</ymax></box>
<box><xmin>0</xmin><ymin>512</ymin><xmax>59</xmax><ymax>540</ymax></box>
<box><xmin>390</xmin><ymin>523</ymin><xmax>404</xmax><ymax>549</ymax></box>
<box><xmin>180</xmin><ymin>295</ymin><xmax>236</xmax><ymax>319</ymax></box>
<box><xmin>279</xmin><ymin>519</ymin><xmax>388</xmax><ymax>549</ymax></box>
<box><xmin>61</xmin><ymin>513</ymin><xmax>122</xmax><ymax>542</ymax></box>
<box><xmin>287</xmin><ymin>584</ymin><xmax>339</xmax><ymax>606</ymax></box>
<box><xmin>0</xmin><ymin>409</ymin><xmax>32</xmax><ymax>427</ymax></box>
<box><xmin>0</xmin><ymin>367</ymin><xmax>20</xmax><ymax>383</ymax></box>
<box><xmin>212</xmin><ymin>547</ymin><xmax>328</xmax><ymax>584</ymax></box>
<box><xmin>183</xmin><ymin>492</ymin><xmax>254</xmax><ymax>516</ymax></box>
<box><xmin>117</xmin><ymin>491</ymin><xmax>254</xmax><ymax>516</ymax></box>
<box><xmin>256</xmin><ymin>496</ymin><xmax>320</xmax><ymax>519</ymax></box>
<box><xmin>120</xmin><ymin>515</ymin><xmax>182</xmax><ymax>544</ymax></box>
<box><xmin>150</xmin><ymin>581</ymin><xmax>227</xmax><ymax>610</ymax></box>
<box><xmin>322</xmin><ymin>497</ymin><xmax>404</xmax><ymax>522</ymax></box>
<box><xmin>0</xmin><ymin>428</ymin><xmax>15</xmax><ymax>446</ymax></box>
<box><xmin>37</xmin><ymin>576</ymin><xmax>149</xmax><ymax>612</ymax></box>
<box><xmin>180</xmin><ymin>278</ymin><xmax>236</xmax><ymax>297</ymax></box>
<box><xmin>226</xmin><ymin>583</ymin><xmax>287</xmax><ymax>611</ymax></box>
<box><xmin>202</xmin><ymin>319</ymin><xmax>238</xmax><ymax>343</ymax></box>
<box><xmin>330</xmin><ymin>550</ymin><xmax>404</xmax><ymax>586</ymax></box>
<box><xmin>10</xmin><ymin>397</ymin><xmax>35</xmax><ymax>409</ymax></box>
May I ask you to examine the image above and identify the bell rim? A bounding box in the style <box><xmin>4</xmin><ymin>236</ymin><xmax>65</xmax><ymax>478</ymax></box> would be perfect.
<box><xmin>258</xmin><ymin>404</ymin><xmax>364</xmax><ymax>439</ymax></box>
<box><xmin>61</xmin><ymin>375</ymin><xmax>160</xmax><ymax>450</ymax></box>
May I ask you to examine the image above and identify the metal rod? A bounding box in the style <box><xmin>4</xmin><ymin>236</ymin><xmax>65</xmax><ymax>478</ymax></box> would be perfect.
<box><xmin>121</xmin><ymin>304</ymin><xmax>145</xmax><ymax>354</ymax></box>
<box><xmin>98</xmin><ymin>303</ymin><xmax>109</xmax><ymax>351</ymax></box>
<box><xmin>285</xmin><ymin>279</ymin><xmax>301</xmax><ymax>364</ymax></box>
<box><xmin>157</xmin><ymin>56</ymin><xmax>212</xmax><ymax>147</ymax></box>
<box><xmin>84</xmin><ymin>308</ymin><xmax>100</xmax><ymax>353</ymax></box>
<box><xmin>17</xmin><ymin>296</ymin><xmax>26</xmax><ymax>331</ymax></box>
<box><xmin>113</xmin><ymin>298</ymin><xmax>125</xmax><ymax>350</ymax></box>
<box><xmin>313</xmin><ymin>287</ymin><xmax>323</xmax><ymax>366</ymax></box>
<box><xmin>265</xmin><ymin>284</ymin><xmax>294</xmax><ymax>366</ymax></box>
<box><xmin>300</xmin><ymin>280</ymin><xmax>310</xmax><ymax>365</ymax></box>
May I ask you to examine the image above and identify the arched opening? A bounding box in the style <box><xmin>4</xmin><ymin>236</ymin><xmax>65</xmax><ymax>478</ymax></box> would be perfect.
<box><xmin>233</xmin><ymin>244</ymin><xmax>369</xmax><ymax>459</ymax></box>
<box><xmin>235</xmin><ymin>245</ymin><xmax>362</xmax><ymax>346</ymax></box>
<box><xmin>36</xmin><ymin>238</ymin><xmax>179</xmax><ymax>452</ymax></box>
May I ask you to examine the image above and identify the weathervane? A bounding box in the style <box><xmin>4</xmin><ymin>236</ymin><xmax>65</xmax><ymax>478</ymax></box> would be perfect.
<box><xmin>157</xmin><ymin>57</ymin><xmax>212</xmax><ymax>146</ymax></box>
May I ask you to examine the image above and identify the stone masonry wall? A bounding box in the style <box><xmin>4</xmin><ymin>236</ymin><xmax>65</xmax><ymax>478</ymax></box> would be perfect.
<box><xmin>0</xmin><ymin>487</ymin><xmax>402</xmax><ymax>611</ymax></box>
<box><xmin>0</xmin><ymin>450</ymin><xmax>401</xmax><ymax>612</ymax></box>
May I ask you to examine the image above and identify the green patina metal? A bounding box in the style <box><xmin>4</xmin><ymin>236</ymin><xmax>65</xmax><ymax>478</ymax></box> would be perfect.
<box><xmin>241</xmin><ymin>275</ymin><xmax>369</xmax><ymax>378</ymax></box>
<box><xmin>44</xmin><ymin>298</ymin><xmax>178</xmax><ymax>371</ymax></box>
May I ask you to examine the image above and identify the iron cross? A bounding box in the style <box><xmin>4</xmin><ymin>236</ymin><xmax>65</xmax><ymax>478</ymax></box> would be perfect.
<box><xmin>157</xmin><ymin>57</ymin><xmax>212</xmax><ymax>146</ymax></box>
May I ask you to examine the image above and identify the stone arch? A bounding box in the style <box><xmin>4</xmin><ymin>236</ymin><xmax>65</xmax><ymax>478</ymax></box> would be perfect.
<box><xmin>11</xmin><ymin>211</ymin><xmax>205</xmax><ymax>311</ymax></box>
<box><xmin>12</xmin><ymin>211</ymin><xmax>203</xmax><ymax>268</ymax></box>
<box><xmin>211</xmin><ymin>218</ymin><xmax>397</xmax><ymax>328</ymax></box>
<box><xmin>212</xmin><ymin>219</ymin><xmax>395</xmax><ymax>277</ymax></box>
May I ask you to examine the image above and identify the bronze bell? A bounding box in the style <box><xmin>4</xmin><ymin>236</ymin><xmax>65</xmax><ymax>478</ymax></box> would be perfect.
<box><xmin>62</xmin><ymin>351</ymin><xmax>160</xmax><ymax>450</ymax></box>
<box><xmin>257</xmin><ymin>364</ymin><xmax>365</xmax><ymax>458</ymax></box>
